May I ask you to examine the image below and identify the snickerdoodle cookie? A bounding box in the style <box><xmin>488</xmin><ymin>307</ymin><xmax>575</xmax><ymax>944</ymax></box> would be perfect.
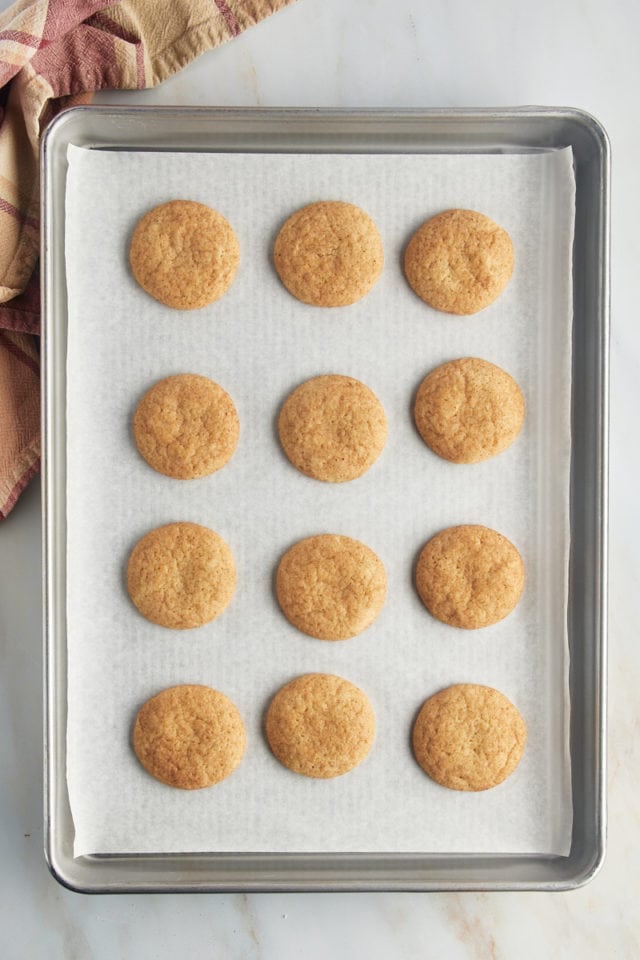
<box><xmin>276</xmin><ymin>534</ymin><xmax>386</xmax><ymax>640</ymax></box>
<box><xmin>415</xmin><ymin>524</ymin><xmax>524</xmax><ymax>629</ymax></box>
<box><xmin>133</xmin><ymin>684</ymin><xmax>245</xmax><ymax>789</ymax></box>
<box><xmin>133</xmin><ymin>373</ymin><xmax>239</xmax><ymax>479</ymax></box>
<box><xmin>129</xmin><ymin>200</ymin><xmax>239</xmax><ymax>309</ymax></box>
<box><xmin>404</xmin><ymin>209</ymin><xmax>514</xmax><ymax>315</ymax></box>
<box><xmin>273</xmin><ymin>201</ymin><xmax>383</xmax><ymax>306</ymax></box>
<box><xmin>127</xmin><ymin>522</ymin><xmax>236</xmax><ymax>629</ymax></box>
<box><xmin>278</xmin><ymin>374</ymin><xmax>387</xmax><ymax>482</ymax></box>
<box><xmin>265</xmin><ymin>673</ymin><xmax>376</xmax><ymax>778</ymax></box>
<box><xmin>414</xmin><ymin>357</ymin><xmax>525</xmax><ymax>463</ymax></box>
<box><xmin>412</xmin><ymin>683</ymin><xmax>526</xmax><ymax>791</ymax></box>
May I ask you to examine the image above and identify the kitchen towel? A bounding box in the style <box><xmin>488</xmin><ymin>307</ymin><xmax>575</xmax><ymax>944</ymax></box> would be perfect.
<box><xmin>0</xmin><ymin>0</ymin><xmax>296</xmax><ymax>519</ymax></box>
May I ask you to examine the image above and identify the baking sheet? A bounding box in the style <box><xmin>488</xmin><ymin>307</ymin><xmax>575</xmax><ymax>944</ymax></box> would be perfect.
<box><xmin>65</xmin><ymin>144</ymin><xmax>574</xmax><ymax>858</ymax></box>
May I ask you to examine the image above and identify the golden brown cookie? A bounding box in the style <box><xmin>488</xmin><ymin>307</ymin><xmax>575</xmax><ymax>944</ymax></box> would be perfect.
<box><xmin>133</xmin><ymin>684</ymin><xmax>246</xmax><ymax>789</ymax></box>
<box><xmin>412</xmin><ymin>683</ymin><xmax>526</xmax><ymax>791</ymax></box>
<box><xmin>414</xmin><ymin>357</ymin><xmax>525</xmax><ymax>463</ymax></box>
<box><xmin>127</xmin><ymin>522</ymin><xmax>236</xmax><ymax>629</ymax></box>
<box><xmin>404</xmin><ymin>209</ymin><xmax>514</xmax><ymax>315</ymax></box>
<box><xmin>133</xmin><ymin>373</ymin><xmax>239</xmax><ymax>479</ymax></box>
<box><xmin>278</xmin><ymin>374</ymin><xmax>387</xmax><ymax>482</ymax></box>
<box><xmin>129</xmin><ymin>200</ymin><xmax>239</xmax><ymax>309</ymax></box>
<box><xmin>265</xmin><ymin>673</ymin><xmax>376</xmax><ymax>778</ymax></box>
<box><xmin>276</xmin><ymin>534</ymin><xmax>386</xmax><ymax>641</ymax></box>
<box><xmin>415</xmin><ymin>524</ymin><xmax>524</xmax><ymax>629</ymax></box>
<box><xmin>273</xmin><ymin>200</ymin><xmax>383</xmax><ymax>306</ymax></box>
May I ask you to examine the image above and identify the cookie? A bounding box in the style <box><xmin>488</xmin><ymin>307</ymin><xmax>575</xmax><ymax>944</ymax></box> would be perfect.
<box><xmin>129</xmin><ymin>200</ymin><xmax>239</xmax><ymax>309</ymax></box>
<box><xmin>414</xmin><ymin>357</ymin><xmax>525</xmax><ymax>463</ymax></box>
<box><xmin>133</xmin><ymin>684</ymin><xmax>246</xmax><ymax>789</ymax></box>
<box><xmin>133</xmin><ymin>373</ymin><xmax>239</xmax><ymax>479</ymax></box>
<box><xmin>127</xmin><ymin>522</ymin><xmax>236</xmax><ymax>629</ymax></box>
<box><xmin>278</xmin><ymin>374</ymin><xmax>387</xmax><ymax>482</ymax></box>
<box><xmin>415</xmin><ymin>524</ymin><xmax>524</xmax><ymax>629</ymax></box>
<box><xmin>276</xmin><ymin>534</ymin><xmax>386</xmax><ymax>641</ymax></box>
<box><xmin>273</xmin><ymin>200</ymin><xmax>383</xmax><ymax>306</ymax></box>
<box><xmin>265</xmin><ymin>673</ymin><xmax>376</xmax><ymax>778</ymax></box>
<box><xmin>404</xmin><ymin>209</ymin><xmax>514</xmax><ymax>315</ymax></box>
<box><xmin>412</xmin><ymin>683</ymin><xmax>526</xmax><ymax>791</ymax></box>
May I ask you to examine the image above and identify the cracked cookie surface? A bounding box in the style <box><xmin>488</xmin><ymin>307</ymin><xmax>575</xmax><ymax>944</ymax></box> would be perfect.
<box><xmin>133</xmin><ymin>373</ymin><xmax>239</xmax><ymax>479</ymax></box>
<box><xmin>414</xmin><ymin>357</ymin><xmax>525</xmax><ymax>463</ymax></box>
<box><xmin>273</xmin><ymin>200</ymin><xmax>383</xmax><ymax>306</ymax></box>
<box><xmin>276</xmin><ymin>533</ymin><xmax>386</xmax><ymax>640</ymax></box>
<box><xmin>129</xmin><ymin>199</ymin><xmax>239</xmax><ymax>309</ymax></box>
<box><xmin>404</xmin><ymin>209</ymin><xmax>514</xmax><ymax>315</ymax></box>
<box><xmin>278</xmin><ymin>374</ymin><xmax>387</xmax><ymax>482</ymax></box>
<box><xmin>415</xmin><ymin>524</ymin><xmax>524</xmax><ymax>629</ymax></box>
<box><xmin>412</xmin><ymin>683</ymin><xmax>526</xmax><ymax>790</ymax></box>
<box><xmin>133</xmin><ymin>684</ymin><xmax>245</xmax><ymax>789</ymax></box>
<box><xmin>127</xmin><ymin>522</ymin><xmax>236</xmax><ymax>629</ymax></box>
<box><xmin>265</xmin><ymin>673</ymin><xmax>376</xmax><ymax>778</ymax></box>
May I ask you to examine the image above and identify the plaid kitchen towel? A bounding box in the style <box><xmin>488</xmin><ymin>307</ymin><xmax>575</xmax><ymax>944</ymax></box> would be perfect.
<box><xmin>0</xmin><ymin>0</ymin><xmax>296</xmax><ymax>519</ymax></box>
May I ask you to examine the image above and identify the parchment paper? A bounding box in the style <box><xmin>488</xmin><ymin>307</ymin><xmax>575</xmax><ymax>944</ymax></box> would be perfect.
<box><xmin>65</xmin><ymin>144</ymin><xmax>574</xmax><ymax>857</ymax></box>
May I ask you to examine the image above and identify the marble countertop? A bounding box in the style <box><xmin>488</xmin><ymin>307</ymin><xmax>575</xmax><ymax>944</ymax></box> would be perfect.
<box><xmin>0</xmin><ymin>0</ymin><xmax>637</xmax><ymax>956</ymax></box>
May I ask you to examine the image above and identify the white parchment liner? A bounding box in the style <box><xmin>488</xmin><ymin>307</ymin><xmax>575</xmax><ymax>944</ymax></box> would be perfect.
<box><xmin>65</xmin><ymin>145</ymin><xmax>574</xmax><ymax>857</ymax></box>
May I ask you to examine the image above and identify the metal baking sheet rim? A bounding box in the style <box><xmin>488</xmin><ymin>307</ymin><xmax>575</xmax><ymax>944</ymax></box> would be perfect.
<box><xmin>41</xmin><ymin>106</ymin><xmax>609</xmax><ymax>893</ymax></box>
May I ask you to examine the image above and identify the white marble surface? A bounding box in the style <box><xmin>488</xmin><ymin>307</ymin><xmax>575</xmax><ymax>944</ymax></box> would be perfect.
<box><xmin>0</xmin><ymin>0</ymin><xmax>638</xmax><ymax>955</ymax></box>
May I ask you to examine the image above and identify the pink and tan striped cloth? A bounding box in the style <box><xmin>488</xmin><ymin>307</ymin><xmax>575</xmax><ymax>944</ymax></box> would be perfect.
<box><xmin>0</xmin><ymin>0</ymin><xmax>295</xmax><ymax>519</ymax></box>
